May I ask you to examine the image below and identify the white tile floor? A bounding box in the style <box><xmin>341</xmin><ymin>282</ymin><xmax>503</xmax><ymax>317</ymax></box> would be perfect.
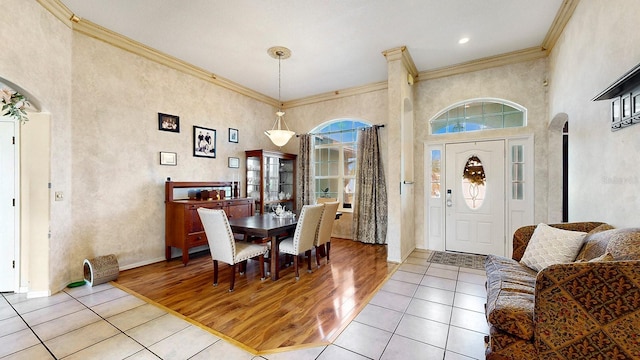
<box><xmin>0</xmin><ymin>250</ymin><xmax>488</xmax><ymax>360</ymax></box>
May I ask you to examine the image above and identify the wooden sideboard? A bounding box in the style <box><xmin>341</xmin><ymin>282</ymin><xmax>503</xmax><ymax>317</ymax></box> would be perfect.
<box><xmin>165</xmin><ymin>181</ymin><xmax>254</xmax><ymax>265</ymax></box>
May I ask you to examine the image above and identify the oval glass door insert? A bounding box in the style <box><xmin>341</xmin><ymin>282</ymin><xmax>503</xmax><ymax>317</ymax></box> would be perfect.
<box><xmin>462</xmin><ymin>155</ymin><xmax>486</xmax><ymax>209</ymax></box>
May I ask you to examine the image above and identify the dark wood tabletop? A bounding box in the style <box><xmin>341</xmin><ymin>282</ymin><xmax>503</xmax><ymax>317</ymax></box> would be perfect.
<box><xmin>228</xmin><ymin>212</ymin><xmax>342</xmax><ymax>280</ymax></box>
<box><xmin>228</xmin><ymin>213</ymin><xmax>297</xmax><ymax>280</ymax></box>
<box><xmin>228</xmin><ymin>213</ymin><xmax>298</xmax><ymax>238</ymax></box>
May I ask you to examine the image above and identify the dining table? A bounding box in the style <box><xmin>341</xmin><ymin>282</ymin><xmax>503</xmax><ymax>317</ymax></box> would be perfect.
<box><xmin>227</xmin><ymin>211</ymin><xmax>341</xmax><ymax>281</ymax></box>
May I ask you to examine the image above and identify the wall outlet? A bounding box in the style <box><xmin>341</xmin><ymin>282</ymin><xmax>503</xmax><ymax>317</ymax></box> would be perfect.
<box><xmin>54</xmin><ymin>191</ymin><xmax>64</xmax><ymax>201</ymax></box>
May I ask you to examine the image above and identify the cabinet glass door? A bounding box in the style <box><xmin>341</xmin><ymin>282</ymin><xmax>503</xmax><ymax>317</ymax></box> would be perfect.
<box><xmin>246</xmin><ymin>156</ymin><xmax>261</xmax><ymax>213</ymax></box>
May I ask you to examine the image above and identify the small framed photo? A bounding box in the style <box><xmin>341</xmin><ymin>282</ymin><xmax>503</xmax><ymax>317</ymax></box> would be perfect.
<box><xmin>193</xmin><ymin>125</ymin><xmax>216</xmax><ymax>158</ymax></box>
<box><xmin>228</xmin><ymin>157</ymin><xmax>240</xmax><ymax>168</ymax></box>
<box><xmin>158</xmin><ymin>113</ymin><xmax>180</xmax><ymax>133</ymax></box>
<box><xmin>229</xmin><ymin>128</ymin><xmax>239</xmax><ymax>143</ymax></box>
<box><xmin>160</xmin><ymin>152</ymin><xmax>177</xmax><ymax>166</ymax></box>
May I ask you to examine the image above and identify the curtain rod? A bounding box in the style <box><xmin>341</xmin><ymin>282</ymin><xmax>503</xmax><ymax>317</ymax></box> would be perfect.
<box><xmin>296</xmin><ymin>124</ymin><xmax>385</xmax><ymax>137</ymax></box>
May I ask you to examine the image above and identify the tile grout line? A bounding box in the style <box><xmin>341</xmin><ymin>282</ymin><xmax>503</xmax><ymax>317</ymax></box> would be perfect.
<box><xmin>62</xmin><ymin>288</ymin><xmax>163</xmax><ymax>359</ymax></box>
<box><xmin>1</xmin><ymin>292</ymin><xmax>58</xmax><ymax>360</ymax></box>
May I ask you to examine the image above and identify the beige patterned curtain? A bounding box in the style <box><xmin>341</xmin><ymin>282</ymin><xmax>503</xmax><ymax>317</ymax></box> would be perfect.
<box><xmin>296</xmin><ymin>134</ymin><xmax>315</xmax><ymax>210</ymax></box>
<box><xmin>353</xmin><ymin>126</ymin><xmax>387</xmax><ymax>244</ymax></box>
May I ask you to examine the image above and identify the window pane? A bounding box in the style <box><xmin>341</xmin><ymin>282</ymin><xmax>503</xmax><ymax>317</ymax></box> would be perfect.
<box><xmin>462</xmin><ymin>155</ymin><xmax>486</xmax><ymax>209</ymax></box>
<box><xmin>483</xmin><ymin>102</ymin><xmax>503</xmax><ymax>114</ymax></box>
<box><xmin>512</xmin><ymin>145</ymin><xmax>523</xmax><ymax>162</ymax></box>
<box><xmin>512</xmin><ymin>183</ymin><xmax>524</xmax><ymax>200</ymax></box>
<box><xmin>465</xmin><ymin>102</ymin><xmax>483</xmax><ymax>117</ymax></box>
<box><xmin>504</xmin><ymin>113</ymin><xmax>524</xmax><ymax>127</ymax></box>
<box><xmin>343</xmin><ymin>178</ymin><xmax>355</xmax><ymax>208</ymax></box>
<box><xmin>431</xmin><ymin>149</ymin><xmax>441</xmax><ymax>198</ymax></box>
<box><xmin>512</xmin><ymin>164</ymin><xmax>523</xmax><ymax>181</ymax></box>
<box><xmin>484</xmin><ymin>115</ymin><xmax>503</xmax><ymax>129</ymax></box>
<box><xmin>344</xmin><ymin>146</ymin><xmax>357</xmax><ymax>176</ymax></box>
<box><xmin>431</xmin><ymin>119</ymin><xmax>448</xmax><ymax>134</ymax></box>
<box><xmin>448</xmin><ymin>107</ymin><xmax>461</xmax><ymax>119</ymax></box>
<box><xmin>329</xmin><ymin>161</ymin><xmax>339</xmax><ymax>176</ymax></box>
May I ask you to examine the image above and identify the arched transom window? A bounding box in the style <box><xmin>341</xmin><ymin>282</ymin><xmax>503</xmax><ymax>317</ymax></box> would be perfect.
<box><xmin>430</xmin><ymin>99</ymin><xmax>526</xmax><ymax>134</ymax></box>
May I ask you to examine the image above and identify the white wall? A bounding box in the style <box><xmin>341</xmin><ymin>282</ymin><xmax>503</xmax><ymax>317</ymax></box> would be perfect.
<box><xmin>548</xmin><ymin>0</ymin><xmax>640</xmax><ymax>227</ymax></box>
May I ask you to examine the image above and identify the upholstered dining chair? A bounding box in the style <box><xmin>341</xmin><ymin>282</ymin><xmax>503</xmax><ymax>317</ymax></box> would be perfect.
<box><xmin>314</xmin><ymin>201</ymin><xmax>339</xmax><ymax>267</ymax></box>
<box><xmin>197</xmin><ymin>208</ymin><xmax>267</xmax><ymax>292</ymax></box>
<box><xmin>278</xmin><ymin>204</ymin><xmax>324</xmax><ymax>280</ymax></box>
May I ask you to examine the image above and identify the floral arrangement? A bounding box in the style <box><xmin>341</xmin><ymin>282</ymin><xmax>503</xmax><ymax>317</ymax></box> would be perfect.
<box><xmin>463</xmin><ymin>155</ymin><xmax>486</xmax><ymax>186</ymax></box>
<box><xmin>1</xmin><ymin>88</ymin><xmax>30</xmax><ymax>122</ymax></box>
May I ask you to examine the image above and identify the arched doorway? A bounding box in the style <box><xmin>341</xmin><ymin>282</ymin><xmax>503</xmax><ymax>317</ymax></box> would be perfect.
<box><xmin>548</xmin><ymin>113</ymin><xmax>568</xmax><ymax>222</ymax></box>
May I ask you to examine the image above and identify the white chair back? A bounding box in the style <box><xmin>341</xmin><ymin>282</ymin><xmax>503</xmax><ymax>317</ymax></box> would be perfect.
<box><xmin>292</xmin><ymin>204</ymin><xmax>324</xmax><ymax>253</ymax></box>
<box><xmin>197</xmin><ymin>208</ymin><xmax>236</xmax><ymax>264</ymax></box>
<box><xmin>315</xmin><ymin>201</ymin><xmax>339</xmax><ymax>247</ymax></box>
<box><xmin>316</xmin><ymin>197</ymin><xmax>337</xmax><ymax>204</ymax></box>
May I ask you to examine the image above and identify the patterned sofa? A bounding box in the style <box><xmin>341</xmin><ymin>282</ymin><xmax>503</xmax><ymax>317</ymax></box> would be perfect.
<box><xmin>484</xmin><ymin>222</ymin><xmax>640</xmax><ymax>359</ymax></box>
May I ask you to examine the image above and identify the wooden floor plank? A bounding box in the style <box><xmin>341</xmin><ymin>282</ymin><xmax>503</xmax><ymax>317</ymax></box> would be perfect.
<box><xmin>115</xmin><ymin>238</ymin><xmax>394</xmax><ymax>353</ymax></box>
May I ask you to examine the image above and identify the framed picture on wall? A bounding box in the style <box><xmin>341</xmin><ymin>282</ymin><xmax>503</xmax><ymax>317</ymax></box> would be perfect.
<box><xmin>193</xmin><ymin>126</ymin><xmax>216</xmax><ymax>158</ymax></box>
<box><xmin>229</xmin><ymin>128</ymin><xmax>239</xmax><ymax>143</ymax></box>
<box><xmin>158</xmin><ymin>113</ymin><xmax>180</xmax><ymax>133</ymax></box>
<box><xmin>228</xmin><ymin>157</ymin><xmax>239</xmax><ymax>168</ymax></box>
<box><xmin>159</xmin><ymin>152</ymin><xmax>177</xmax><ymax>166</ymax></box>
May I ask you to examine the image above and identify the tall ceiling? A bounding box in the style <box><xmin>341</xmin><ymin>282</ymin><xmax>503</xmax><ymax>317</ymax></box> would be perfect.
<box><xmin>59</xmin><ymin>0</ymin><xmax>564</xmax><ymax>102</ymax></box>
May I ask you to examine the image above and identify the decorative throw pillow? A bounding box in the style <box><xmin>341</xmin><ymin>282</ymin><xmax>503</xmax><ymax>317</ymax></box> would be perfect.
<box><xmin>575</xmin><ymin>224</ymin><xmax>616</xmax><ymax>261</ymax></box>
<box><xmin>520</xmin><ymin>223</ymin><xmax>587</xmax><ymax>272</ymax></box>
<box><xmin>576</xmin><ymin>252</ymin><xmax>615</xmax><ymax>262</ymax></box>
<box><xmin>589</xmin><ymin>252</ymin><xmax>614</xmax><ymax>262</ymax></box>
<box><xmin>605</xmin><ymin>228</ymin><xmax>640</xmax><ymax>260</ymax></box>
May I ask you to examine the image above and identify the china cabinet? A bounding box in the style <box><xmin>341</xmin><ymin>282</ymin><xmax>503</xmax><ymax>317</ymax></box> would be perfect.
<box><xmin>165</xmin><ymin>181</ymin><xmax>254</xmax><ymax>265</ymax></box>
<box><xmin>245</xmin><ymin>150</ymin><xmax>297</xmax><ymax>214</ymax></box>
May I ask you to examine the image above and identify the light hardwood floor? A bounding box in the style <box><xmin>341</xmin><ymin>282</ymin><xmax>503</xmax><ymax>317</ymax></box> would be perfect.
<box><xmin>115</xmin><ymin>238</ymin><xmax>395</xmax><ymax>353</ymax></box>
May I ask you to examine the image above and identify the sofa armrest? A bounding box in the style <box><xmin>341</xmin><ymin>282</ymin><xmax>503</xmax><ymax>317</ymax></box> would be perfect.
<box><xmin>533</xmin><ymin>261</ymin><xmax>640</xmax><ymax>358</ymax></box>
<box><xmin>511</xmin><ymin>222</ymin><xmax>605</xmax><ymax>261</ymax></box>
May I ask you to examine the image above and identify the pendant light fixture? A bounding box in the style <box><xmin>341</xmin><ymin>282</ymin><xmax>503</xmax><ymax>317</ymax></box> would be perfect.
<box><xmin>265</xmin><ymin>46</ymin><xmax>295</xmax><ymax>147</ymax></box>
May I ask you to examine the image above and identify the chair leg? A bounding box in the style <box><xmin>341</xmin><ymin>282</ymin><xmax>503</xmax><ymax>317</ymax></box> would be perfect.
<box><xmin>293</xmin><ymin>254</ymin><xmax>300</xmax><ymax>280</ymax></box>
<box><xmin>326</xmin><ymin>241</ymin><xmax>331</xmax><ymax>262</ymax></box>
<box><xmin>259</xmin><ymin>254</ymin><xmax>265</xmax><ymax>280</ymax></box>
<box><xmin>229</xmin><ymin>263</ymin><xmax>236</xmax><ymax>292</ymax></box>
<box><xmin>213</xmin><ymin>260</ymin><xmax>219</xmax><ymax>286</ymax></box>
<box><xmin>315</xmin><ymin>246</ymin><xmax>321</xmax><ymax>267</ymax></box>
<box><xmin>306</xmin><ymin>250</ymin><xmax>312</xmax><ymax>273</ymax></box>
<box><xmin>239</xmin><ymin>260</ymin><xmax>247</xmax><ymax>275</ymax></box>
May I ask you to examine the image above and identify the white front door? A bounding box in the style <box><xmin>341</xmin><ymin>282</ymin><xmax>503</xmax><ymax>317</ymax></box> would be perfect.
<box><xmin>0</xmin><ymin>120</ymin><xmax>16</xmax><ymax>291</ymax></box>
<box><xmin>445</xmin><ymin>140</ymin><xmax>505</xmax><ymax>255</ymax></box>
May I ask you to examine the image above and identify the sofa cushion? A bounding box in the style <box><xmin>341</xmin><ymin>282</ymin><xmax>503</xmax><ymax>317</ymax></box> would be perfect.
<box><xmin>485</xmin><ymin>255</ymin><xmax>537</xmax><ymax>340</ymax></box>
<box><xmin>520</xmin><ymin>223</ymin><xmax>587</xmax><ymax>272</ymax></box>
<box><xmin>575</xmin><ymin>224</ymin><xmax>615</xmax><ymax>261</ymax></box>
<box><xmin>605</xmin><ymin>228</ymin><xmax>640</xmax><ymax>260</ymax></box>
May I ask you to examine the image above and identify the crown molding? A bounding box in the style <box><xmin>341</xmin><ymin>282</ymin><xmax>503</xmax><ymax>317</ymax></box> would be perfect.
<box><xmin>541</xmin><ymin>0</ymin><xmax>580</xmax><ymax>52</ymax></box>
<box><xmin>72</xmin><ymin>19</ymin><xmax>279</xmax><ymax>107</ymax></box>
<box><xmin>36</xmin><ymin>0</ymin><xmax>74</xmax><ymax>28</ymax></box>
<box><xmin>283</xmin><ymin>81</ymin><xmax>388</xmax><ymax>109</ymax></box>
<box><xmin>37</xmin><ymin>0</ymin><xmax>565</xmax><ymax>110</ymax></box>
<box><xmin>417</xmin><ymin>47</ymin><xmax>547</xmax><ymax>81</ymax></box>
<box><xmin>382</xmin><ymin>46</ymin><xmax>419</xmax><ymax>78</ymax></box>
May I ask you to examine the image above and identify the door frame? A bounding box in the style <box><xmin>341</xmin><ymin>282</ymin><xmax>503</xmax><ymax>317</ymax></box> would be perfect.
<box><xmin>423</xmin><ymin>134</ymin><xmax>534</xmax><ymax>257</ymax></box>
<box><xmin>0</xmin><ymin>118</ymin><xmax>20</xmax><ymax>293</ymax></box>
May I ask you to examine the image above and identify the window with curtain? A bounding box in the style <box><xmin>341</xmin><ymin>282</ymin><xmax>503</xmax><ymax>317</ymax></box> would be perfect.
<box><xmin>430</xmin><ymin>99</ymin><xmax>526</xmax><ymax>134</ymax></box>
<box><xmin>312</xmin><ymin>119</ymin><xmax>371</xmax><ymax>210</ymax></box>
